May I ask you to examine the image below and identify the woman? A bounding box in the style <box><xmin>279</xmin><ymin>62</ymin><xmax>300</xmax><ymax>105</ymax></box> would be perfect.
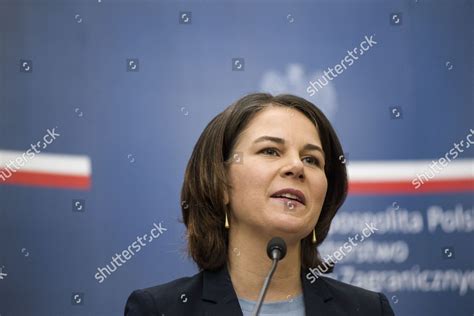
<box><xmin>125</xmin><ymin>93</ymin><xmax>395</xmax><ymax>315</ymax></box>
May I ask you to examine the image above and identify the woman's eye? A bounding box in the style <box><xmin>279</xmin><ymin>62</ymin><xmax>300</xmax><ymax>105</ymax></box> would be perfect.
<box><xmin>260</xmin><ymin>148</ymin><xmax>279</xmax><ymax>156</ymax></box>
<box><xmin>303</xmin><ymin>156</ymin><xmax>320</xmax><ymax>166</ymax></box>
<box><xmin>260</xmin><ymin>148</ymin><xmax>321</xmax><ymax>166</ymax></box>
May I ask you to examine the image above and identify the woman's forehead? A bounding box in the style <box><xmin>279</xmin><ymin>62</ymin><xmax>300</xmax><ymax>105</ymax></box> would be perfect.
<box><xmin>237</xmin><ymin>107</ymin><xmax>322</xmax><ymax>146</ymax></box>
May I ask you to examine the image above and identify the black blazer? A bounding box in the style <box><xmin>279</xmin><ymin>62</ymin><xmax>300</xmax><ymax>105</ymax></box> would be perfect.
<box><xmin>125</xmin><ymin>264</ymin><xmax>395</xmax><ymax>315</ymax></box>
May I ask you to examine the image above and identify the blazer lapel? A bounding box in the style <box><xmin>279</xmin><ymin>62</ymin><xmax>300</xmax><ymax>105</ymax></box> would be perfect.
<box><xmin>301</xmin><ymin>268</ymin><xmax>338</xmax><ymax>315</ymax></box>
<box><xmin>202</xmin><ymin>265</ymin><xmax>243</xmax><ymax>316</ymax></box>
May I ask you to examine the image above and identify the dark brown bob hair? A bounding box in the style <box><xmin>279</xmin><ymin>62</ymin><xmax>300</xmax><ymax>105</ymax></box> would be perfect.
<box><xmin>181</xmin><ymin>93</ymin><xmax>348</xmax><ymax>272</ymax></box>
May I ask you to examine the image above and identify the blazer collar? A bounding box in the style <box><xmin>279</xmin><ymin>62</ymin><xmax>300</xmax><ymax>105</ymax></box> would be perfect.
<box><xmin>201</xmin><ymin>264</ymin><xmax>335</xmax><ymax>315</ymax></box>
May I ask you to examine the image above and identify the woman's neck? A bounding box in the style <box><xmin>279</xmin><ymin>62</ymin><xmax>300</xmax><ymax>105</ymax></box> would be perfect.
<box><xmin>227</xmin><ymin>225</ymin><xmax>303</xmax><ymax>302</ymax></box>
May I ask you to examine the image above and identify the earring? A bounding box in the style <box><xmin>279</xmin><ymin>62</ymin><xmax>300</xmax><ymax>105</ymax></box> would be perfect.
<box><xmin>225</xmin><ymin>211</ymin><xmax>230</xmax><ymax>229</ymax></box>
<box><xmin>312</xmin><ymin>229</ymin><xmax>317</xmax><ymax>244</ymax></box>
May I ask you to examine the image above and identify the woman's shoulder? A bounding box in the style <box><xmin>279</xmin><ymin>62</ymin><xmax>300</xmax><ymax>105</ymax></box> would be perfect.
<box><xmin>319</xmin><ymin>274</ymin><xmax>380</xmax><ymax>297</ymax></box>
<box><xmin>139</xmin><ymin>270</ymin><xmax>203</xmax><ymax>298</ymax></box>
<box><xmin>317</xmin><ymin>275</ymin><xmax>393</xmax><ymax>314</ymax></box>
<box><xmin>124</xmin><ymin>270</ymin><xmax>204</xmax><ymax>315</ymax></box>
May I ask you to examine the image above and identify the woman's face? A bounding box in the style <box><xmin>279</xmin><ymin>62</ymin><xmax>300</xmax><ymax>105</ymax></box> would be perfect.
<box><xmin>225</xmin><ymin>105</ymin><xmax>328</xmax><ymax>241</ymax></box>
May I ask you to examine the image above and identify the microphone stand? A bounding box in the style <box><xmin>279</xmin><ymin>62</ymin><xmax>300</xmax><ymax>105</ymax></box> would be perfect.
<box><xmin>251</xmin><ymin>258</ymin><xmax>279</xmax><ymax>316</ymax></box>
<box><xmin>251</xmin><ymin>237</ymin><xmax>287</xmax><ymax>316</ymax></box>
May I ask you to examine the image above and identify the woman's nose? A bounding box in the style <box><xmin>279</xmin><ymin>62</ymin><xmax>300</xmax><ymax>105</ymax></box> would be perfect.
<box><xmin>281</xmin><ymin>156</ymin><xmax>305</xmax><ymax>179</ymax></box>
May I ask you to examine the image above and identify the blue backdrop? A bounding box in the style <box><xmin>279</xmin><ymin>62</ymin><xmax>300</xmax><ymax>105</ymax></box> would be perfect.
<box><xmin>0</xmin><ymin>0</ymin><xmax>473</xmax><ymax>315</ymax></box>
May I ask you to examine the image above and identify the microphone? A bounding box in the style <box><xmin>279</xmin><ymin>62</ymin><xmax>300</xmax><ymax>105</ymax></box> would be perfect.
<box><xmin>252</xmin><ymin>237</ymin><xmax>287</xmax><ymax>316</ymax></box>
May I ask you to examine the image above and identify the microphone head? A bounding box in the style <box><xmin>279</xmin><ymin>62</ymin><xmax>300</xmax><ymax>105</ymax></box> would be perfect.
<box><xmin>266</xmin><ymin>237</ymin><xmax>287</xmax><ymax>260</ymax></box>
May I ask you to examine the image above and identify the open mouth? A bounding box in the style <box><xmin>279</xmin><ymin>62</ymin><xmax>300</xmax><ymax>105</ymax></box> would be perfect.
<box><xmin>270</xmin><ymin>188</ymin><xmax>306</xmax><ymax>206</ymax></box>
<box><xmin>271</xmin><ymin>197</ymin><xmax>305</xmax><ymax>208</ymax></box>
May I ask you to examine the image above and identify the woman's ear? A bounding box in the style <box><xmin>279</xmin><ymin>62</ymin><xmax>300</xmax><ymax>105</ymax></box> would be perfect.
<box><xmin>223</xmin><ymin>189</ymin><xmax>229</xmax><ymax>205</ymax></box>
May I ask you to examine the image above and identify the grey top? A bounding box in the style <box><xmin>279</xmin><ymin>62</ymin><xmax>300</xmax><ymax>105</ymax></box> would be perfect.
<box><xmin>237</xmin><ymin>293</ymin><xmax>305</xmax><ymax>316</ymax></box>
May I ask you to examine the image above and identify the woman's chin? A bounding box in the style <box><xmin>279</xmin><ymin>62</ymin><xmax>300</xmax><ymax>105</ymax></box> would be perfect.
<box><xmin>264</xmin><ymin>215</ymin><xmax>310</xmax><ymax>236</ymax></box>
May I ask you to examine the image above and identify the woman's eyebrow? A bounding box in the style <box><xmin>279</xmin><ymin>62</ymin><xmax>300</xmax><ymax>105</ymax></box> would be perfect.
<box><xmin>253</xmin><ymin>135</ymin><xmax>324</xmax><ymax>154</ymax></box>
<box><xmin>253</xmin><ymin>135</ymin><xmax>285</xmax><ymax>145</ymax></box>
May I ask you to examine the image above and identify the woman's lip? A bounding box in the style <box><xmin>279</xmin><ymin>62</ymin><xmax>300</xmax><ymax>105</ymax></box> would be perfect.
<box><xmin>271</xmin><ymin>197</ymin><xmax>305</xmax><ymax>208</ymax></box>
<box><xmin>271</xmin><ymin>188</ymin><xmax>306</xmax><ymax>205</ymax></box>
